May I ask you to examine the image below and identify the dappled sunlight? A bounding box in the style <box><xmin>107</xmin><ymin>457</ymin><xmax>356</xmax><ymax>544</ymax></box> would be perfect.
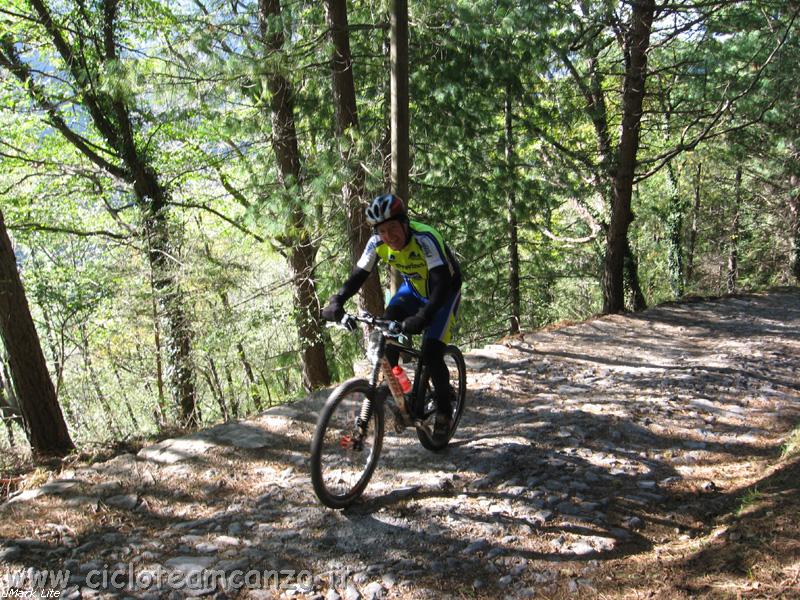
<box><xmin>2</xmin><ymin>292</ymin><xmax>799</xmax><ymax>598</ymax></box>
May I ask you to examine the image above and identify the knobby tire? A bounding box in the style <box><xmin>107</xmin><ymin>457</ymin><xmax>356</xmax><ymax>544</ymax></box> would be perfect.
<box><xmin>416</xmin><ymin>345</ymin><xmax>467</xmax><ymax>451</ymax></box>
<box><xmin>310</xmin><ymin>379</ymin><xmax>384</xmax><ymax>509</ymax></box>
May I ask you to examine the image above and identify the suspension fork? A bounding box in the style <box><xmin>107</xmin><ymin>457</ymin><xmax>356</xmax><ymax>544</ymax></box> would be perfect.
<box><xmin>354</xmin><ymin>334</ymin><xmax>387</xmax><ymax>437</ymax></box>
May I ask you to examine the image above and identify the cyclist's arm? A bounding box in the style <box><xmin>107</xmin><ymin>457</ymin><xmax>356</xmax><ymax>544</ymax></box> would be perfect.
<box><xmin>332</xmin><ymin>235</ymin><xmax>380</xmax><ymax>304</ymax></box>
<box><xmin>418</xmin><ymin>265</ymin><xmax>453</xmax><ymax>323</ymax></box>
<box><xmin>334</xmin><ymin>266</ymin><xmax>370</xmax><ymax>303</ymax></box>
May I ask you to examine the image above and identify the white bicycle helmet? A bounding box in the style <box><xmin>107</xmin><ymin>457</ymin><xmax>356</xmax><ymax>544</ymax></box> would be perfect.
<box><xmin>365</xmin><ymin>194</ymin><xmax>406</xmax><ymax>226</ymax></box>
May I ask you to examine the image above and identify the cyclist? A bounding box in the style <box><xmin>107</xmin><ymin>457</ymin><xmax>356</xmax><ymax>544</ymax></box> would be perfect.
<box><xmin>321</xmin><ymin>194</ymin><xmax>462</xmax><ymax>441</ymax></box>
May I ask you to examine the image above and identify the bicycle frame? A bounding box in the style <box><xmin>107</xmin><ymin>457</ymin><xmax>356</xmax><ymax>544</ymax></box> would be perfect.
<box><xmin>312</xmin><ymin>310</ymin><xmax>466</xmax><ymax>507</ymax></box>
<box><xmin>359</xmin><ymin>325</ymin><xmax>425</xmax><ymax>437</ymax></box>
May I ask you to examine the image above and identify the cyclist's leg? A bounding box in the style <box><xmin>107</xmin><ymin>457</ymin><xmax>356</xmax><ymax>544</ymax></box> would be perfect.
<box><xmin>422</xmin><ymin>289</ymin><xmax>461</xmax><ymax>415</ymax></box>
<box><xmin>421</xmin><ymin>339</ymin><xmax>450</xmax><ymax>412</ymax></box>
<box><xmin>383</xmin><ymin>282</ymin><xmax>424</xmax><ymax>367</ymax></box>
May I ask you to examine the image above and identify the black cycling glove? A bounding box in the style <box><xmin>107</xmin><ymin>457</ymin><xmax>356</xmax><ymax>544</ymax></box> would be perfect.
<box><xmin>402</xmin><ymin>313</ymin><xmax>427</xmax><ymax>335</ymax></box>
<box><xmin>321</xmin><ymin>295</ymin><xmax>345</xmax><ymax>322</ymax></box>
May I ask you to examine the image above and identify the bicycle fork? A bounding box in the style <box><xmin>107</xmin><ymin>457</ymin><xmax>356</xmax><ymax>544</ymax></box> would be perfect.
<box><xmin>343</xmin><ymin>358</ymin><xmax>383</xmax><ymax>451</ymax></box>
<box><xmin>349</xmin><ymin>393</ymin><xmax>373</xmax><ymax>451</ymax></box>
<box><xmin>346</xmin><ymin>334</ymin><xmax>414</xmax><ymax>451</ymax></box>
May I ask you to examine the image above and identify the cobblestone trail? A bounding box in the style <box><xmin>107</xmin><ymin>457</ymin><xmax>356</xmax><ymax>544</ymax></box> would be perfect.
<box><xmin>2</xmin><ymin>291</ymin><xmax>799</xmax><ymax>599</ymax></box>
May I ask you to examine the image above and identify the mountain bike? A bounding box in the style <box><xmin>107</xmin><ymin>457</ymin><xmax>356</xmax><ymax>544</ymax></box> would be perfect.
<box><xmin>310</xmin><ymin>312</ymin><xmax>466</xmax><ymax>509</ymax></box>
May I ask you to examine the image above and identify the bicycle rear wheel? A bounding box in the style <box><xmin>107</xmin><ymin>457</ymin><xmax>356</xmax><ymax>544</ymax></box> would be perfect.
<box><xmin>310</xmin><ymin>379</ymin><xmax>384</xmax><ymax>509</ymax></box>
<box><xmin>415</xmin><ymin>345</ymin><xmax>467</xmax><ymax>451</ymax></box>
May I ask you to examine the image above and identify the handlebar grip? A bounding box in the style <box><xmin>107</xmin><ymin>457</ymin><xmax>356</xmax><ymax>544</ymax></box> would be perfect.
<box><xmin>342</xmin><ymin>315</ymin><xmax>357</xmax><ymax>331</ymax></box>
<box><xmin>326</xmin><ymin>314</ymin><xmax>358</xmax><ymax>331</ymax></box>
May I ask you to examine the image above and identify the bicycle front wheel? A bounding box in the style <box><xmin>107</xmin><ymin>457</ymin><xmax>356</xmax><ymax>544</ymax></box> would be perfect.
<box><xmin>310</xmin><ymin>379</ymin><xmax>384</xmax><ymax>509</ymax></box>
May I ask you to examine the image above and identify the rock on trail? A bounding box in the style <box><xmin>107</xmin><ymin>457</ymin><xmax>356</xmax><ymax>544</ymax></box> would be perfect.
<box><xmin>2</xmin><ymin>290</ymin><xmax>799</xmax><ymax>599</ymax></box>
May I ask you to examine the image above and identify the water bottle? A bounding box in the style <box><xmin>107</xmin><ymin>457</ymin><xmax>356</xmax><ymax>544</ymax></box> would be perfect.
<box><xmin>392</xmin><ymin>365</ymin><xmax>412</xmax><ymax>394</ymax></box>
<box><xmin>382</xmin><ymin>359</ymin><xmax>404</xmax><ymax>402</ymax></box>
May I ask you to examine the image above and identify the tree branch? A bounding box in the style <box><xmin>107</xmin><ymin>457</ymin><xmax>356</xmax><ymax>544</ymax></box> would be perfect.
<box><xmin>28</xmin><ymin>0</ymin><xmax>121</xmax><ymax>149</ymax></box>
<box><xmin>187</xmin><ymin>143</ymin><xmax>252</xmax><ymax>208</ymax></box>
<box><xmin>635</xmin><ymin>8</ymin><xmax>797</xmax><ymax>182</ymax></box>
<box><xmin>537</xmin><ymin>225</ymin><xmax>601</xmax><ymax>245</ymax></box>
<box><xmin>0</xmin><ymin>37</ymin><xmax>129</xmax><ymax>180</ymax></box>
<box><xmin>7</xmin><ymin>221</ymin><xmax>131</xmax><ymax>241</ymax></box>
<box><xmin>165</xmin><ymin>200</ymin><xmax>275</xmax><ymax>248</ymax></box>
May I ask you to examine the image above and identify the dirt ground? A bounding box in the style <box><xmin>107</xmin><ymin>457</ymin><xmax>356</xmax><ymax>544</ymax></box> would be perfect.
<box><xmin>1</xmin><ymin>289</ymin><xmax>799</xmax><ymax>599</ymax></box>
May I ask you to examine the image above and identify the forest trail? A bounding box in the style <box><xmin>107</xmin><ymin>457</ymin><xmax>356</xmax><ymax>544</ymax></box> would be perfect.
<box><xmin>2</xmin><ymin>289</ymin><xmax>800</xmax><ymax>599</ymax></box>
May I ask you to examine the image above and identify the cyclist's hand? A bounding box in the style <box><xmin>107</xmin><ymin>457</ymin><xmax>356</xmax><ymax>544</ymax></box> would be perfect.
<box><xmin>321</xmin><ymin>296</ymin><xmax>344</xmax><ymax>322</ymax></box>
<box><xmin>401</xmin><ymin>313</ymin><xmax>426</xmax><ymax>335</ymax></box>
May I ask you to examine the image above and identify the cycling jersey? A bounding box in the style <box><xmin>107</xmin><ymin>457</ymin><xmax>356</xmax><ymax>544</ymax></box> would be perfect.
<box><xmin>356</xmin><ymin>220</ymin><xmax>461</xmax><ymax>299</ymax></box>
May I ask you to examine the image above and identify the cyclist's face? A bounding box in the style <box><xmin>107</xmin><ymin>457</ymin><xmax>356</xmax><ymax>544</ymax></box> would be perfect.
<box><xmin>377</xmin><ymin>219</ymin><xmax>408</xmax><ymax>250</ymax></box>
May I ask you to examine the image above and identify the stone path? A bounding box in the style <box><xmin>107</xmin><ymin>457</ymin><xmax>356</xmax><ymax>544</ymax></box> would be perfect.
<box><xmin>1</xmin><ymin>290</ymin><xmax>799</xmax><ymax>599</ymax></box>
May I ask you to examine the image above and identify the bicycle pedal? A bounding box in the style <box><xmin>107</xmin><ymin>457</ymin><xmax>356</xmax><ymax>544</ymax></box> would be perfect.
<box><xmin>339</xmin><ymin>434</ymin><xmax>363</xmax><ymax>451</ymax></box>
<box><xmin>414</xmin><ymin>420</ymin><xmax>432</xmax><ymax>437</ymax></box>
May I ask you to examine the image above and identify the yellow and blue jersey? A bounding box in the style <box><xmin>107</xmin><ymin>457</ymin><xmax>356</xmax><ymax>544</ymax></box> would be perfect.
<box><xmin>357</xmin><ymin>220</ymin><xmax>461</xmax><ymax>299</ymax></box>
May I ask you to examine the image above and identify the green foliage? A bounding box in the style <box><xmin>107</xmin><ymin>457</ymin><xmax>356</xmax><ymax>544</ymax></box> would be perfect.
<box><xmin>1</xmin><ymin>0</ymin><xmax>798</xmax><ymax>451</ymax></box>
<box><xmin>782</xmin><ymin>425</ymin><xmax>800</xmax><ymax>460</ymax></box>
<box><xmin>736</xmin><ymin>486</ymin><xmax>763</xmax><ymax>516</ymax></box>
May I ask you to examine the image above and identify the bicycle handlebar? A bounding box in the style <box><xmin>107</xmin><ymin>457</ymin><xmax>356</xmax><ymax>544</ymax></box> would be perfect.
<box><xmin>326</xmin><ymin>311</ymin><xmax>407</xmax><ymax>341</ymax></box>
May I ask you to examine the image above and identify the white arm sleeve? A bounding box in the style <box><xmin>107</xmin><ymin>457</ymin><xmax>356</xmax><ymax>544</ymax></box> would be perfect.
<box><xmin>356</xmin><ymin>235</ymin><xmax>381</xmax><ymax>272</ymax></box>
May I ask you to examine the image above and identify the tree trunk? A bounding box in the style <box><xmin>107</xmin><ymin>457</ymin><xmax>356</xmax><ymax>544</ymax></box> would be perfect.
<box><xmin>0</xmin><ymin>365</ymin><xmax>21</xmax><ymax>448</ymax></box>
<box><xmin>142</xmin><ymin>198</ymin><xmax>198</xmax><ymax>428</ymax></box>
<box><xmin>139</xmin><ymin>380</ymin><xmax>160</xmax><ymax>429</ymax></box>
<box><xmin>287</xmin><ymin>240</ymin><xmax>331</xmax><ymax>390</ymax></box>
<box><xmin>206</xmin><ymin>357</ymin><xmax>229</xmax><ymax>421</ymax></box>
<box><xmin>148</xmin><ymin>265</ymin><xmax>168</xmax><ymax>428</ymax></box>
<box><xmin>789</xmin><ymin>174</ymin><xmax>800</xmax><ymax>283</ymax></box>
<box><xmin>624</xmin><ymin>240</ymin><xmax>647</xmax><ymax>311</ymax></box>
<box><xmin>505</xmin><ymin>85</ymin><xmax>521</xmax><ymax>334</ymax></box>
<box><xmin>601</xmin><ymin>0</ymin><xmax>655</xmax><ymax>314</ymax></box>
<box><xmin>260</xmin><ymin>0</ymin><xmax>330</xmax><ymax>391</ymax></box>
<box><xmin>666</xmin><ymin>163</ymin><xmax>685</xmax><ymax>298</ymax></box>
<box><xmin>325</xmin><ymin>0</ymin><xmax>384</xmax><ymax>317</ymax></box>
<box><xmin>79</xmin><ymin>324</ymin><xmax>120</xmax><ymax>437</ymax></box>
<box><xmin>0</xmin><ymin>210</ymin><xmax>74</xmax><ymax>456</ymax></box>
<box><xmin>390</xmin><ymin>0</ymin><xmax>410</xmax><ymax>203</ymax></box>
<box><xmin>686</xmin><ymin>163</ymin><xmax>702</xmax><ymax>284</ymax></box>
<box><xmin>235</xmin><ymin>338</ymin><xmax>261</xmax><ymax>413</ymax></box>
<box><xmin>201</xmin><ymin>365</ymin><xmax>226</xmax><ymax>421</ymax></box>
<box><xmin>727</xmin><ymin>166</ymin><xmax>742</xmax><ymax>294</ymax></box>
<box><xmin>109</xmin><ymin>360</ymin><xmax>139</xmax><ymax>430</ymax></box>
<box><xmin>379</xmin><ymin>61</ymin><xmax>393</xmax><ymax>194</ymax></box>
<box><xmin>223</xmin><ymin>363</ymin><xmax>238</xmax><ymax>419</ymax></box>
<box><xmin>389</xmin><ymin>0</ymin><xmax>409</xmax><ymax>296</ymax></box>
<box><xmin>2</xmin><ymin>0</ymin><xmax>200</xmax><ymax>429</ymax></box>
<box><xmin>261</xmin><ymin>372</ymin><xmax>274</xmax><ymax>408</ymax></box>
